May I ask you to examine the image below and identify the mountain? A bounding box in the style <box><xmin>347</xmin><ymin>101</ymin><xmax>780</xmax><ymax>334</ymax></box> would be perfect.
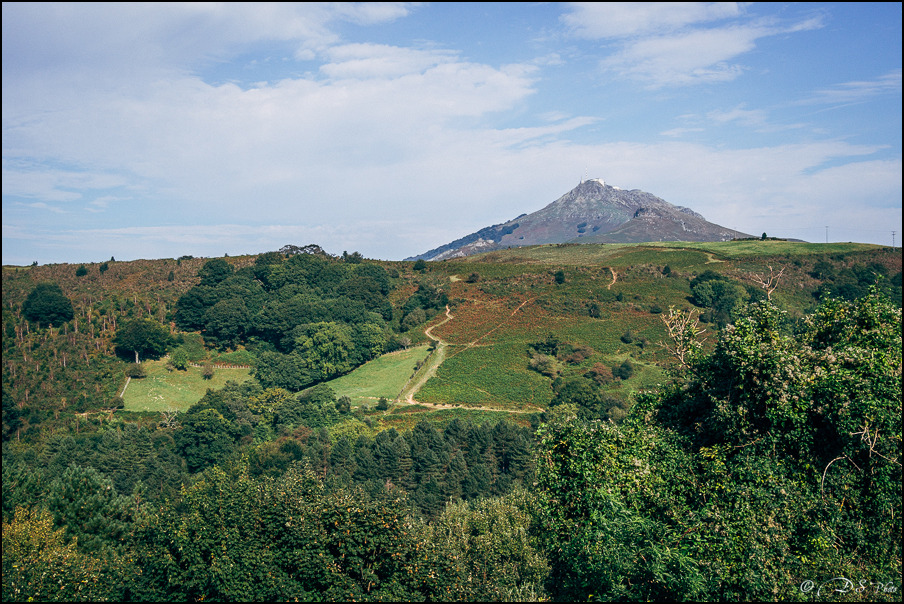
<box><xmin>408</xmin><ymin>179</ymin><xmax>753</xmax><ymax>261</ymax></box>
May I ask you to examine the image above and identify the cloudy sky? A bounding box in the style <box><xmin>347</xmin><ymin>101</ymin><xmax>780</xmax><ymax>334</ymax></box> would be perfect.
<box><xmin>3</xmin><ymin>2</ymin><xmax>901</xmax><ymax>265</ymax></box>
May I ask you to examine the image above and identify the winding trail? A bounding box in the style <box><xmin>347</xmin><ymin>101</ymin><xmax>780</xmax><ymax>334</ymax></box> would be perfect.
<box><xmin>397</xmin><ymin>303</ymin><xmax>542</xmax><ymax>414</ymax></box>
<box><xmin>400</xmin><ymin>306</ymin><xmax>454</xmax><ymax>404</ymax></box>
<box><xmin>607</xmin><ymin>267</ymin><xmax>618</xmax><ymax>290</ymax></box>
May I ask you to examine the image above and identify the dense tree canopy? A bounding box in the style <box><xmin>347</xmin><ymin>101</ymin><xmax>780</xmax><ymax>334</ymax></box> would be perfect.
<box><xmin>114</xmin><ymin>318</ymin><xmax>170</xmax><ymax>363</ymax></box>
<box><xmin>534</xmin><ymin>288</ymin><xmax>901</xmax><ymax>601</ymax></box>
<box><xmin>22</xmin><ymin>283</ymin><xmax>74</xmax><ymax>327</ymax></box>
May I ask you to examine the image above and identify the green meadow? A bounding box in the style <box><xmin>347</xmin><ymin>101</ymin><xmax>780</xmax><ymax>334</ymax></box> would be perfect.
<box><xmin>122</xmin><ymin>361</ymin><xmax>252</xmax><ymax>412</ymax></box>
<box><xmin>326</xmin><ymin>344</ymin><xmax>432</xmax><ymax>407</ymax></box>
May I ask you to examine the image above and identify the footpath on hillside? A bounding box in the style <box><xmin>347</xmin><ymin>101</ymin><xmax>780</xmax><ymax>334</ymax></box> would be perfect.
<box><xmin>398</xmin><ymin>306</ymin><xmax>454</xmax><ymax>406</ymax></box>
<box><xmin>397</xmin><ymin>302</ymin><xmax>543</xmax><ymax>414</ymax></box>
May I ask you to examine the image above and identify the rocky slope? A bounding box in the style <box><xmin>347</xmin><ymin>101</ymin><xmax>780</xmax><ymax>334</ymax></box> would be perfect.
<box><xmin>409</xmin><ymin>179</ymin><xmax>752</xmax><ymax>261</ymax></box>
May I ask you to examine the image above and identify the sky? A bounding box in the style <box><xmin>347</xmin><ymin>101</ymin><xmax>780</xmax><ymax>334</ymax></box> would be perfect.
<box><xmin>2</xmin><ymin>2</ymin><xmax>901</xmax><ymax>265</ymax></box>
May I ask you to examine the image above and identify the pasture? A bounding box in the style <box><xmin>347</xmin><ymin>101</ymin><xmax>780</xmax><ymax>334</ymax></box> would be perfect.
<box><xmin>326</xmin><ymin>344</ymin><xmax>432</xmax><ymax>407</ymax></box>
<box><xmin>122</xmin><ymin>361</ymin><xmax>252</xmax><ymax>412</ymax></box>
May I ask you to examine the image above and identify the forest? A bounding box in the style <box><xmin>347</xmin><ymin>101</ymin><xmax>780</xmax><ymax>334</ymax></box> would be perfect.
<box><xmin>2</xmin><ymin>242</ymin><xmax>901</xmax><ymax>601</ymax></box>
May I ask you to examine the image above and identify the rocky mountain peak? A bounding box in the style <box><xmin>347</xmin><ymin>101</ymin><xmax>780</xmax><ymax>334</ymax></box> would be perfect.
<box><xmin>407</xmin><ymin>179</ymin><xmax>752</xmax><ymax>261</ymax></box>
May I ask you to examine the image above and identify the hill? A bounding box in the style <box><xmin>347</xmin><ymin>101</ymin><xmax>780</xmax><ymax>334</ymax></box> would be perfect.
<box><xmin>2</xmin><ymin>241</ymin><xmax>900</xmax><ymax>602</ymax></box>
<box><xmin>408</xmin><ymin>179</ymin><xmax>753</xmax><ymax>260</ymax></box>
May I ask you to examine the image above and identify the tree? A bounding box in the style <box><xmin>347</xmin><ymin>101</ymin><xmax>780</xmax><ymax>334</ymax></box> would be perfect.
<box><xmin>174</xmin><ymin>408</ymin><xmax>236</xmax><ymax>472</ymax></box>
<box><xmin>170</xmin><ymin>347</ymin><xmax>189</xmax><ymax>371</ymax></box>
<box><xmin>535</xmin><ymin>290</ymin><xmax>901</xmax><ymax>601</ymax></box>
<box><xmin>75</xmin><ymin>264</ymin><xmax>88</xmax><ymax>277</ymax></box>
<box><xmin>554</xmin><ymin>269</ymin><xmax>566</xmax><ymax>284</ymax></box>
<box><xmin>2</xmin><ymin>506</ymin><xmax>130</xmax><ymax>602</ymax></box>
<box><xmin>114</xmin><ymin>318</ymin><xmax>170</xmax><ymax>363</ymax></box>
<box><xmin>22</xmin><ymin>283</ymin><xmax>74</xmax><ymax>327</ymax></box>
<box><xmin>202</xmin><ymin>298</ymin><xmax>250</xmax><ymax>346</ymax></box>
<box><xmin>197</xmin><ymin>258</ymin><xmax>233</xmax><ymax>286</ymax></box>
<box><xmin>413</xmin><ymin>259</ymin><xmax>428</xmax><ymax>272</ymax></box>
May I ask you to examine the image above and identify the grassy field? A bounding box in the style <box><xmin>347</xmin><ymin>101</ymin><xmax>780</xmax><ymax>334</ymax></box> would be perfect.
<box><xmin>326</xmin><ymin>345</ymin><xmax>432</xmax><ymax>407</ymax></box>
<box><xmin>457</xmin><ymin>240</ymin><xmax>887</xmax><ymax>265</ymax></box>
<box><xmin>122</xmin><ymin>361</ymin><xmax>252</xmax><ymax>412</ymax></box>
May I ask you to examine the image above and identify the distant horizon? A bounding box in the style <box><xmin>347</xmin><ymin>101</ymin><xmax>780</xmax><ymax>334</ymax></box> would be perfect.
<box><xmin>4</xmin><ymin>3</ymin><xmax>900</xmax><ymax>265</ymax></box>
<box><xmin>4</xmin><ymin>237</ymin><xmax>899</xmax><ymax>268</ymax></box>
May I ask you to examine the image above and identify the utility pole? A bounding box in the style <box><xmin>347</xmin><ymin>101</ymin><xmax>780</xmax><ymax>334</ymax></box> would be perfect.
<box><xmin>893</xmin><ymin>231</ymin><xmax>896</xmax><ymax>248</ymax></box>
<box><xmin>825</xmin><ymin>226</ymin><xmax>828</xmax><ymax>244</ymax></box>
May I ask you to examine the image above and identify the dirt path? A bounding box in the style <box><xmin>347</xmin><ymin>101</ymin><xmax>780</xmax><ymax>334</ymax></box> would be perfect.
<box><xmin>607</xmin><ymin>267</ymin><xmax>617</xmax><ymax>290</ymax></box>
<box><xmin>397</xmin><ymin>303</ymin><xmax>543</xmax><ymax>414</ymax></box>
<box><xmin>400</xmin><ymin>306</ymin><xmax>453</xmax><ymax>404</ymax></box>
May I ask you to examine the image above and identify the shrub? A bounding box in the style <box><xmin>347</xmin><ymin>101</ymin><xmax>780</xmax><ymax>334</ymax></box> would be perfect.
<box><xmin>612</xmin><ymin>359</ymin><xmax>634</xmax><ymax>380</ymax></box>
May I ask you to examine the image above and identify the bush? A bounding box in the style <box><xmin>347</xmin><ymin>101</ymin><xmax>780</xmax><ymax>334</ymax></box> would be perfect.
<box><xmin>585</xmin><ymin>363</ymin><xmax>614</xmax><ymax>385</ymax></box>
<box><xmin>612</xmin><ymin>359</ymin><xmax>634</xmax><ymax>380</ymax></box>
<box><xmin>126</xmin><ymin>364</ymin><xmax>147</xmax><ymax>379</ymax></box>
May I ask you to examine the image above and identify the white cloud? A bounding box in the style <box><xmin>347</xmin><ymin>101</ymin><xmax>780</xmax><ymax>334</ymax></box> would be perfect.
<box><xmin>560</xmin><ymin>3</ymin><xmax>823</xmax><ymax>88</ymax></box>
<box><xmin>562</xmin><ymin>2</ymin><xmax>744</xmax><ymax>38</ymax></box>
<box><xmin>797</xmin><ymin>69</ymin><xmax>903</xmax><ymax>106</ymax></box>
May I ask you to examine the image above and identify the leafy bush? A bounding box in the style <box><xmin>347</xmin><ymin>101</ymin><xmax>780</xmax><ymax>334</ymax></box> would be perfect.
<box><xmin>612</xmin><ymin>359</ymin><xmax>634</xmax><ymax>380</ymax></box>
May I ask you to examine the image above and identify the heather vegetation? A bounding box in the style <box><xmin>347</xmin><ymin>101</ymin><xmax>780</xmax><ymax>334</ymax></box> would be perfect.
<box><xmin>2</xmin><ymin>241</ymin><xmax>901</xmax><ymax>601</ymax></box>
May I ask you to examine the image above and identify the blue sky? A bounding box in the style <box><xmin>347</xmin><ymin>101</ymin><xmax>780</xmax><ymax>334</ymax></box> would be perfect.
<box><xmin>3</xmin><ymin>2</ymin><xmax>901</xmax><ymax>265</ymax></box>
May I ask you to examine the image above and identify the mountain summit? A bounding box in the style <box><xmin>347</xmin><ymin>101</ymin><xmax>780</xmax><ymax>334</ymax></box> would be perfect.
<box><xmin>408</xmin><ymin>179</ymin><xmax>752</xmax><ymax>261</ymax></box>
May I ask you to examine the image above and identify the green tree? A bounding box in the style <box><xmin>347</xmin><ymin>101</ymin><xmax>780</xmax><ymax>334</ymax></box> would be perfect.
<box><xmin>45</xmin><ymin>465</ymin><xmax>137</xmax><ymax>555</ymax></box>
<box><xmin>174</xmin><ymin>408</ymin><xmax>236</xmax><ymax>472</ymax></box>
<box><xmin>202</xmin><ymin>297</ymin><xmax>250</xmax><ymax>346</ymax></box>
<box><xmin>22</xmin><ymin>283</ymin><xmax>74</xmax><ymax>327</ymax></box>
<box><xmin>135</xmin><ymin>462</ymin><xmax>462</xmax><ymax>601</ymax></box>
<box><xmin>254</xmin><ymin>351</ymin><xmax>313</xmax><ymax>391</ymax></box>
<box><xmin>2</xmin><ymin>506</ymin><xmax>132</xmax><ymax>602</ymax></box>
<box><xmin>197</xmin><ymin>257</ymin><xmax>234</xmax><ymax>286</ymax></box>
<box><xmin>75</xmin><ymin>264</ymin><xmax>88</xmax><ymax>277</ymax></box>
<box><xmin>114</xmin><ymin>318</ymin><xmax>170</xmax><ymax>363</ymax></box>
<box><xmin>423</xmin><ymin>488</ymin><xmax>549</xmax><ymax>601</ymax></box>
<box><xmin>170</xmin><ymin>347</ymin><xmax>189</xmax><ymax>371</ymax></box>
<box><xmin>612</xmin><ymin>359</ymin><xmax>634</xmax><ymax>380</ymax></box>
<box><xmin>535</xmin><ymin>290</ymin><xmax>901</xmax><ymax>601</ymax></box>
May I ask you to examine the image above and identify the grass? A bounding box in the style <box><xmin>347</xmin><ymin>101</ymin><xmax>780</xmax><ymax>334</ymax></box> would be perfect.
<box><xmin>122</xmin><ymin>360</ymin><xmax>251</xmax><ymax>412</ymax></box>
<box><xmin>326</xmin><ymin>345</ymin><xmax>432</xmax><ymax>407</ymax></box>
<box><xmin>460</xmin><ymin>241</ymin><xmax>886</xmax><ymax>265</ymax></box>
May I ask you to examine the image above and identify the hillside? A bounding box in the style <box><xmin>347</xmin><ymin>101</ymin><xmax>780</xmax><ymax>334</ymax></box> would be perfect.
<box><xmin>2</xmin><ymin>242</ymin><xmax>901</xmax><ymax>602</ymax></box>
<box><xmin>409</xmin><ymin>179</ymin><xmax>753</xmax><ymax>260</ymax></box>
